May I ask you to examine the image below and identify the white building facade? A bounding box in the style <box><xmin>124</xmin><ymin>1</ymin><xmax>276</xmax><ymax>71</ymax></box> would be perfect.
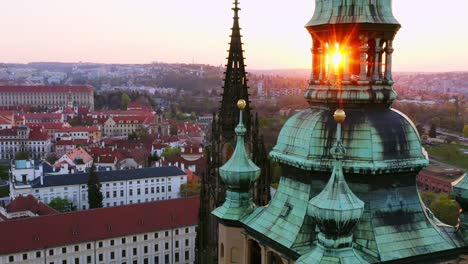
<box><xmin>10</xmin><ymin>167</ymin><xmax>187</xmax><ymax>210</ymax></box>
<box><xmin>0</xmin><ymin>126</ymin><xmax>52</xmax><ymax>160</ymax></box>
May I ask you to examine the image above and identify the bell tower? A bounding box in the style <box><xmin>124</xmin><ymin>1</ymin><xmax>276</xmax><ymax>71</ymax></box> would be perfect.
<box><xmin>305</xmin><ymin>0</ymin><xmax>401</xmax><ymax>109</ymax></box>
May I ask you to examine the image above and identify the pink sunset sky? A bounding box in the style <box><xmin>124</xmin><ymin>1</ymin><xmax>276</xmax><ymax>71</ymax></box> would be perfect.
<box><xmin>1</xmin><ymin>0</ymin><xmax>467</xmax><ymax>71</ymax></box>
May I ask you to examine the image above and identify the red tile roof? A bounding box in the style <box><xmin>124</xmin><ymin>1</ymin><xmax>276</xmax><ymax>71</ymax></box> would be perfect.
<box><xmin>0</xmin><ymin>115</ymin><xmax>11</xmax><ymax>125</ymax></box>
<box><xmin>0</xmin><ymin>196</ymin><xmax>199</xmax><ymax>254</ymax></box>
<box><xmin>92</xmin><ymin>110</ymin><xmax>152</xmax><ymax>117</ymax></box>
<box><xmin>127</xmin><ymin>102</ymin><xmax>153</xmax><ymax>111</ymax></box>
<box><xmin>5</xmin><ymin>195</ymin><xmax>58</xmax><ymax>216</ymax></box>
<box><xmin>95</xmin><ymin>154</ymin><xmax>117</xmax><ymax>164</ymax></box>
<box><xmin>24</xmin><ymin>113</ymin><xmax>63</xmax><ymax>120</ymax></box>
<box><xmin>0</xmin><ymin>85</ymin><xmax>94</xmax><ymax>93</ymax></box>
<box><xmin>55</xmin><ymin>139</ymin><xmax>92</xmax><ymax>146</ymax></box>
<box><xmin>88</xmin><ymin>147</ymin><xmax>126</xmax><ymax>162</ymax></box>
<box><xmin>62</xmin><ymin>147</ymin><xmax>93</xmax><ymax>163</ymax></box>
<box><xmin>56</xmin><ymin>125</ymin><xmax>100</xmax><ymax>133</ymax></box>
<box><xmin>28</xmin><ymin>128</ymin><xmax>50</xmax><ymax>141</ymax></box>
<box><xmin>0</xmin><ymin>127</ymin><xmax>17</xmax><ymax>136</ymax></box>
<box><xmin>111</xmin><ymin>116</ymin><xmax>151</xmax><ymax>124</ymax></box>
<box><xmin>62</xmin><ymin>108</ymin><xmax>75</xmax><ymax>114</ymax></box>
<box><xmin>28</xmin><ymin>122</ymin><xmax>70</xmax><ymax>130</ymax></box>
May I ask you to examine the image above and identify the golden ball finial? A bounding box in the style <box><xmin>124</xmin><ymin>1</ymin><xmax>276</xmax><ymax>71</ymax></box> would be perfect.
<box><xmin>333</xmin><ymin>109</ymin><xmax>346</xmax><ymax>123</ymax></box>
<box><xmin>237</xmin><ymin>99</ymin><xmax>247</xmax><ymax>110</ymax></box>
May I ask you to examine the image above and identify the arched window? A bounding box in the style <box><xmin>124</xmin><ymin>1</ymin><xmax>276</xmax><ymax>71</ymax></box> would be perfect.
<box><xmin>268</xmin><ymin>251</ymin><xmax>284</xmax><ymax>264</ymax></box>
<box><xmin>248</xmin><ymin>240</ymin><xmax>261</xmax><ymax>264</ymax></box>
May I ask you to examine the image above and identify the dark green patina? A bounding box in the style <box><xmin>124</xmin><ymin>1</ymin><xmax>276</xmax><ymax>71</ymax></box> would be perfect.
<box><xmin>213</xmin><ymin>0</ymin><xmax>468</xmax><ymax>262</ymax></box>
<box><xmin>213</xmin><ymin>108</ymin><xmax>261</xmax><ymax>221</ymax></box>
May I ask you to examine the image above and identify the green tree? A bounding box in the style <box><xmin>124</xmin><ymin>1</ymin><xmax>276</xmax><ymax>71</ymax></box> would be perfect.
<box><xmin>430</xmin><ymin>195</ymin><xmax>460</xmax><ymax>226</ymax></box>
<box><xmin>15</xmin><ymin>151</ymin><xmax>30</xmax><ymax>160</ymax></box>
<box><xmin>463</xmin><ymin>125</ymin><xmax>468</xmax><ymax>137</ymax></box>
<box><xmin>87</xmin><ymin>165</ymin><xmax>103</xmax><ymax>209</ymax></box>
<box><xmin>0</xmin><ymin>166</ymin><xmax>9</xmax><ymax>181</ymax></box>
<box><xmin>46</xmin><ymin>154</ymin><xmax>58</xmax><ymax>164</ymax></box>
<box><xmin>180</xmin><ymin>179</ymin><xmax>201</xmax><ymax>197</ymax></box>
<box><xmin>429</xmin><ymin>124</ymin><xmax>437</xmax><ymax>138</ymax></box>
<box><xmin>421</xmin><ymin>192</ymin><xmax>437</xmax><ymax>207</ymax></box>
<box><xmin>49</xmin><ymin>197</ymin><xmax>76</xmax><ymax>213</ymax></box>
<box><xmin>128</xmin><ymin>131</ymin><xmax>138</xmax><ymax>140</ymax></box>
<box><xmin>120</xmin><ymin>92</ymin><xmax>131</xmax><ymax>110</ymax></box>
<box><xmin>161</xmin><ymin>146</ymin><xmax>181</xmax><ymax>158</ymax></box>
<box><xmin>68</xmin><ymin>119</ymin><xmax>81</xmax><ymax>126</ymax></box>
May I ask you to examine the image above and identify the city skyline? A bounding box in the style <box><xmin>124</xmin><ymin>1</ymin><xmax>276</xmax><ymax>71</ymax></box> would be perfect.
<box><xmin>1</xmin><ymin>0</ymin><xmax>467</xmax><ymax>71</ymax></box>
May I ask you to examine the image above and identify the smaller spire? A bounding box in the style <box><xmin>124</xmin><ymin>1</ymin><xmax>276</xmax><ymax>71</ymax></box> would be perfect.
<box><xmin>212</xmin><ymin>100</ymin><xmax>260</xmax><ymax>222</ymax></box>
<box><xmin>297</xmin><ymin>109</ymin><xmax>367</xmax><ymax>264</ymax></box>
<box><xmin>233</xmin><ymin>0</ymin><xmax>240</xmax><ymax>18</ymax></box>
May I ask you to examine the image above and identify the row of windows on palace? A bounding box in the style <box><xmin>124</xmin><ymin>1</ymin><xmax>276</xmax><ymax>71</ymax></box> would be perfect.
<box><xmin>13</xmin><ymin>175</ymin><xmax>186</xmax><ymax>210</ymax></box>
<box><xmin>38</xmin><ymin>184</ymin><xmax>177</xmax><ymax>209</ymax></box>
<box><xmin>0</xmin><ymin>93</ymin><xmax>92</xmax><ymax>100</ymax></box>
<box><xmin>0</xmin><ymin>145</ymin><xmax>51</xmax><ymax>159</ymax></box>
<box><xmin>3</xmin><ymin>227</ymin><xmax>195</xmax><ymax>264</ymax></box>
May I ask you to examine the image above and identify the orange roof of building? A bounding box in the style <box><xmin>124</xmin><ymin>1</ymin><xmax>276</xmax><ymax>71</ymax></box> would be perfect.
<box><xmin>0</xmin><ymin>196</ymin><xmax>199</xmax><ymax>254</ymax></box>
<box><xmin>5</xmin><ymin>195</ymin><xmax>58</xmax><ymax>217</ymax></box>
<box><xmin>64</xmin><ymin>147</ymin><xmax>93</xmax><ymax>164</ymax></box>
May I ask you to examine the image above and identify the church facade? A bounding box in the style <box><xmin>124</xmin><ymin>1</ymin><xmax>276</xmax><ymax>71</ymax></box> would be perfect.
<box><xmin>212</xmin><ymin>1</ymin><xmax>468</xmax><ymax>263</ymax></box>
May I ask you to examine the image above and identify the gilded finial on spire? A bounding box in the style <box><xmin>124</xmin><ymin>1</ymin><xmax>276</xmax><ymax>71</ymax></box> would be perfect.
<box><xmin>237</xmin><ymin>99</ymin><xmax>246</xmax><ymax>110</ymax></box>
<box><xmin>333</xmin><ymin>109</ymin><xmax>346</xmax><ymax>123</ymax></box>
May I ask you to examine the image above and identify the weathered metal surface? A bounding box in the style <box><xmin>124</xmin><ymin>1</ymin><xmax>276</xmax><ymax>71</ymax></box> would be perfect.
<box><xmin>306</xmin><ymin>0</ymin><xmax>400</xmax><ymax>27</ymax></box>
<box><xmin>270</xmin><ymin>107</ymin><xmax>429</xmax><ymax>174</ymax></box>
<box><xmin>213</xmin><ymin>0</ymin><xmax>468</xmax><ymax>262</ymax></box>
<box><xmin>297</xmin><ymin>120</ymin><xmax>368</xmax><ymax>263</ymax></box>
<box><xmin>242</xmin><ymin>175</ymin><xmax>316</xmax><ymax>255</ymax></box>
<box><xmin>304</xmin><ymin>84</ymin><xmax>398</xmax><ymax>108</ymax></box>
<box><xmin>212</xmin><ymin>110</ymin><xmax>260</xmax><ymax>221</ymax></box>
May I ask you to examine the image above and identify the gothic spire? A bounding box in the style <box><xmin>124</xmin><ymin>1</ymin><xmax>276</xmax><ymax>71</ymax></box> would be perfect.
<box><xmin>219</xmin><ymin>0</ymin><xmax>251</xmax><ymax>137</ymax></box>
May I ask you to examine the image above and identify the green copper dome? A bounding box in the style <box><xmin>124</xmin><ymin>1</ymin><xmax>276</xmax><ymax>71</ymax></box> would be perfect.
<box><xmin>219</xmin><ymin>111</ymin><xmax>260</xmax><ymax>190</ymax></box>
<box><xmin>213</xmin><ymin>106</ymin><xmax>261</xmax><ymax>222</ymax></box>
<box><xmin>306</xmin><ymin>0</ymin><xmax>400</xmax><ymax>27</ymax></box>
<box><xmin>307</xmin><ymin>146</ymin><xmax>364</xmax><ymax>239</ymax></box>
<box><xmin>270</xmin><ymin>107</ymin><xmax>428</xmax><ymax>174</ymax></box>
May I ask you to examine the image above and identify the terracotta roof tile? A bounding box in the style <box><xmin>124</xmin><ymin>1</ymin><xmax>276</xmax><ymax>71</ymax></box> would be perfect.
<box><xmin>5</xmin><ymin>195</ymin><xmax>58</xmax><ymax>216</ymax></box>
<box><xmin>0</xmin><ymin>196</ymin><xmax>199</xmax><ymax>254</ymax></box>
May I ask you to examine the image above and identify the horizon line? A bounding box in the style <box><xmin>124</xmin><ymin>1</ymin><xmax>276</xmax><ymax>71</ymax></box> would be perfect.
<box><xmin>1</xmin><ymin>61</ymin><xmax>468</xmax><ymax>74</ymax></box>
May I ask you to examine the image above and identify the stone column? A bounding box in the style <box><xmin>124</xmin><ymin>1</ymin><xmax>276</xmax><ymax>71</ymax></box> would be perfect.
<box><xmin>378</xmin><ymin>42</ymin><xmax>384</xmax><ymax>80</ymax></box>
<box><xmin>359</xmin><ymin>36</ymin><xmax>369</xmax><ymax>82</ymax></box>
<box><xmin>373</xmin><ymin>38</ymin><xmax>382</xmax><ymax>82</ymax></box>
<box><xmin>242</xmin><ymin>235</ymin><xmax>249</xmax><ymax>264</ymax></box>
<box><xmin>384</xmin><ymin>40</ymin><xmax>394</xmax><ymax>83</ymax></box>
<box><xmin>310</xmin><ymin>40</ymin><xmax>317</xmax><ymax>83</ymax></box>
<box><xmin>261</xmin><ymin>245</ymin><xmax>267</xmax><ymax>264</ymax></box>
<box><xmin>343</xmin><ymin>46</ymin><xmax>350</xmax><ymax>83</ymax></box>
<box><xmin>317</xmin><ymin>44</ymin><xmax>325</xmax><ymax>83</ymax></box>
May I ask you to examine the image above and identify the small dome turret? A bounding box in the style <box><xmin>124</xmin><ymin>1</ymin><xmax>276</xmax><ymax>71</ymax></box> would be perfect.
<box><xmin>297</xmin><ymin>109</ymin><xmax>367</xmax><ymax>263</ymax></box>
<box><xmin>212</xmin><ymin>100</ymin><xmax>260</xmax><ymax>221</ymax></box>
